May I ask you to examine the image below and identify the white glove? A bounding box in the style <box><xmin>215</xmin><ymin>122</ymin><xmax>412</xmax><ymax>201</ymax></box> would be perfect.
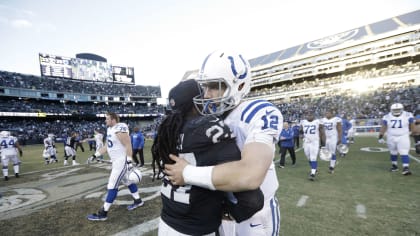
<box><xmin>378</xmin><ymin>138</ymin><xmax>386</xmax><ymax>144</ymax></box>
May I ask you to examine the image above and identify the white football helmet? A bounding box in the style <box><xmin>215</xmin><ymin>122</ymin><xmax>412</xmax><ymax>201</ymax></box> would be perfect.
<box><xmin>337</xmin><ymin>144</ymin><xmax>349</xmax><ymax>154</ymax></box>
<box><xmin>319</xmin><ymin>147</ymin><xmax>332</xmax><ymax>161</ymax></box>
<box><xmin>127</xmin><ymin>168</ymin><xmax>142</xmax><ymax>184</ymax></box>
<box><xmin>0</xmin><ymin>131</ymin><xmax>10</xmax><ymax>138</ymax></box>
<box><xmin>390</xmin><ymin>103</ymin><xmax>403</xmax><ymax>116</ymax></box>
<box><xmin>193</xmin><ymin>50</ymin><xmax>252</xmax><ymax>116</ymax></box>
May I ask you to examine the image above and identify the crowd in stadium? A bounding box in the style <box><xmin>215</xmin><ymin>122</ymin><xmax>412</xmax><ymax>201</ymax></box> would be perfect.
<box><xmin>0</xmin><ymin>97</ymin><xmax>161</xmax><ymax>115</ymax></box>
<box><xmin>0</xmin><ymin>70</ymin><xmax>161</xmax><ymax>97</ymax></box>
<box><xmin>1</xmin><ymin>58</ymin><xmax>419</xmax><ymax>146</ymax></box>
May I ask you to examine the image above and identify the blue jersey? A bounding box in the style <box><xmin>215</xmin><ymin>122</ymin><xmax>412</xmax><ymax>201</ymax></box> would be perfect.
<box><xmin>279</xmin><ymin>128</ymin><xmax>294</xmax><ymax>147</ymax></box>
<box><xmin>131</xmin><ymin>131</ymin><xmax>144</xmax><ymax>149</ymax></box>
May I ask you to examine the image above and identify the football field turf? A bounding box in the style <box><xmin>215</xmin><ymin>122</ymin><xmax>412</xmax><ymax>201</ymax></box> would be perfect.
<box><xmin>0</xmin><ymin>136</ymin><xmax>419</xmax><ymax>236</ymax></box>
<box><xmin>275</xmin><ymin>136</ymin><xmax>420</xmax><ymax>236</ymax></box>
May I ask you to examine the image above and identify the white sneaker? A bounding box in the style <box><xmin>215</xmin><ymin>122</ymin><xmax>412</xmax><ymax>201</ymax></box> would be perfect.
<box><xmin>64</xmin><ymin>160</ymin><xmax>68</xmax><ymax>166</ymax></box>
<box><xmin>72</xmin><ymin>161</ymin><xmax>80</xmax><ymax>166</ymax></box>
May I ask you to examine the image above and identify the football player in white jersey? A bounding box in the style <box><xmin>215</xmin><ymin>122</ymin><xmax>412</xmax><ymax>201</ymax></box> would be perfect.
<box><xmin>165</xmin><ymin>50</ymin><xmax>282</xmax><ymax>236</ymax></box>
<box><xmin>43</xmin><ymin>133</ymin><xmax>58</xmax><ymax>164</ymax></box>
<box><xmin>320</xmin><ymin>109</ymin><xmax>342</xmax><ymax>173</ymax></box>
<box><xmin>347</xmin><ymin>117</ymin><xmax>356</xmax><ymax>144</ymax></box>
<box><xmin>378</xmin><ymin>103</ymin><xmax>415</xmax><ymax>175</ymax></box>
<box><xmin>1</xmin><ymin>131</ymin><xmax>23</xmax><ymax>181</ymax></box>
<box><xmin>300</xmin><ymin>112</ymin><xmax>325</xmax><ymax>181</ymax></box>
<box><xmin>87</xmin><ymin>112</ymin><xmax>144</xmax><ymax>221</ymax></box>
<box><xmin>84</xmin><ymin>129</ymin><xmax>105</xmax><ymax>163</ymax></box>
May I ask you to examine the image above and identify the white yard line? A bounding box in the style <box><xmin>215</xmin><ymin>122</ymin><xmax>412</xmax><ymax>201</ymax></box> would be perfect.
<box><xmin>296</xmin><ymin>195</ymin><xmax>309</xmax><ymax>207</ymax></box>
<box><xmin>113</xmin><ymin>217</ymin><xmax>160</xmax><ymax>236</ymax></box>
<box><xmin>408</xmin><ymin>154</ymin><xmax>420</xmax><ymax>163</ymax></box>
<box><xmin>356</xmin><ymin>204</ymin><xmax>367</xmax><ymax>219</ymax></box>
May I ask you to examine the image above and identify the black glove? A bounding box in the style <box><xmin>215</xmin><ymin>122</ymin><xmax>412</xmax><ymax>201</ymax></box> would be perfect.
<box><xmin>224</xmin><ymin>188</ymin><xmax>264</xmax><ymax>223</ymax></box>
<box><xmin>19</xmin><ymin>149</ymin><xmax>23</xmax><ymax>157</ymax></box>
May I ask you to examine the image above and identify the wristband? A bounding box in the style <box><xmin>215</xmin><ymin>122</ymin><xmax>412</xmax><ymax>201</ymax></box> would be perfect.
<box><xmin>182</xmin><ymin>165</ymin><xmax>216</xmax><ymax>190</ymax></box>
<box><xmin>94</xmin><ymin>151</ymin><xmax>101</xmax><ymax>157</ymax></box>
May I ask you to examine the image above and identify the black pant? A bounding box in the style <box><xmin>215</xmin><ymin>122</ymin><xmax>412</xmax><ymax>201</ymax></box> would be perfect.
<box><xmin>294</xmin><ymin>136</ymin><xmax>300</xmax><ymax>148</ymax></box>
<box><xmin>279</xmin><ymin>146</ymin><xmax>296</xmax><ymax>166</ymax></box>
<box><xmin>75</xmin><ymin>142</ymin><xmax>85</xmax><ymax>152</ymax></box>
<box><xmin>414</xmin><ymin>135</ymin><xmax>420</xmax><ymax>154</ymax></box>
<box><xmin>133</xmin><ymin>148</ymin><xmax>144</xmax><ymax>166</ymax></box>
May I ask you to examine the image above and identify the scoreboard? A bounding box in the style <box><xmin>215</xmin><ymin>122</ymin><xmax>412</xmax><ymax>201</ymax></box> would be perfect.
<box><xmin>39</xmin><ymin>54</ymin><xmax>73</xmax><ymax>79</ymax></box>
<box><xmin>112</xmin><ymin>66</ymin><xmax>135</xmax><ymax>84</ymax></box>
<box><xmin>39</xmin><ymin>53</ymin><xmax>134</xmax><ymax>84</ymax></box>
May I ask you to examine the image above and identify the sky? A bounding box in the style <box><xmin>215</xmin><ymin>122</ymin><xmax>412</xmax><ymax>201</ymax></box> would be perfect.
<box><xmin>1</xmin><ymin>0</ymin><xmax>420</xmax><ymax>103</ymax></box>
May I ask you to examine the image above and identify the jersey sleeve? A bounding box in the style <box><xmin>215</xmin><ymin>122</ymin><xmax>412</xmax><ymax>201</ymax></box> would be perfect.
<box><xmin>241</xmin><ymin>101</ymin><xmax>283</xmax><ymax>146</ymax></box>
<box><xmin>115</xmin><ymin>123</ymin><xmax>129</xmax><ymax>133</ymax></box>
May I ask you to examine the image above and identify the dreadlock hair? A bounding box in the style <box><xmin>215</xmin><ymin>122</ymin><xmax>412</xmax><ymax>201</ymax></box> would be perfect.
<box><xmin>151</xmin><ymin>79</ymin><xmax>202</xmax><ymax>180</ymax></box>
<box><xmin>151</xmin><ymin>111</ymin><xmax>185</xmax><ymax>180</ymax></box>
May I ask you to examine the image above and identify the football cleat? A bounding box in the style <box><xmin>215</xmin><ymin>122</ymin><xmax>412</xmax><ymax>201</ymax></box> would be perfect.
<box><xmin>127</xmin><ymin>198</ymin><xmax>144</xmax><ymax>211</ymax></box>
<box><xmin>15</xmin><ymin>173</ymin><xmax>19</xmax><ymax>178</ymax></box>
<box><xmin>278</xmin><ymin>165</ymin><xmax>285</xmax><ymax>168</ymax></box>
<box><xmin>402</xmin><ymin>167</ymin><xmax>411</xmax><ymax>176</ymax></box>
<box><xmin>4</xmin><ymin>176</ymin><xmax>9</xmax><ymax>181</ymax></box>
<box><xmin>390</xmin><ymin>165</ymin><xmax>399</xmax><ymax>172</ymax></box>
<box><xmin>87</xmin><ymin>208</ymin><xmax>108</xmax><ymax>221</ymax></box>
<box><xmin>308</xmin><ymin>174</ymin><xmax>315</xmax><ymax>181</ymax></box>
<box><xmin>328</xmin><ymin>166</ymin><xmax>334</xmax><ymax>174</ymax></box>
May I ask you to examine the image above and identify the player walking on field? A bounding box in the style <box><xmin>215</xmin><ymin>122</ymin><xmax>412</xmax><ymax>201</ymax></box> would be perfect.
<box><xmin>378</xmin><ymin>103</ymin><xmax>415</xmax><ymax>175</ymax></box>
<box><xmin>300</xmin><ymin>112</ymin><xmax>325</xmax><ymax>181</ymax></box>
<box><xmin>87</xmin><ymin>112</ymin><xmax>144</xmax><ymax>221</ymax></box>
<box><xmin>320</xmin><ymin>109</ymin><xmax>342</xmax><ymax>174</ymax></box>
<box><xmin>1</xmin><ymin>131</ymin><xmax>23</xmax><ymax>181</ymax></box>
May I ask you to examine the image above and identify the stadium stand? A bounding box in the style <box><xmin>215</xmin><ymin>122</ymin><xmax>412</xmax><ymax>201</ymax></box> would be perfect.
<box><xmin>247</xmin><ymin>9</ymin><xmax>420</xmax><ymax>123</ymax></box>
<box><xmin>1</xmin><ymin>10</ymin><xmax>419</xmax><ymax>144</ymax></box>
<box><xmin>0</xmin><ymin>71</ymin><xmax>163</xmax><ymax>144</ymax></box>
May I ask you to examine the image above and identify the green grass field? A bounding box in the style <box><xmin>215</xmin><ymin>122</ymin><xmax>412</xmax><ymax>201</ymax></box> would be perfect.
<box><xmin>275</xmin><ymin>136</ymin><xmax>420</xmax><ymax>236</ymax></box>
<box><xmin>1</xmin><ymin>136</ymin><xmax>419</xmax><ymax>236</ymax></box>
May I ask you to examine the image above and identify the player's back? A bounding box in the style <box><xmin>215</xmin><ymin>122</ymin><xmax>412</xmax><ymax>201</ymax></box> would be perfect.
<box><xmin>224</xmin><ymin>99</ymin><xmax>283</xmax><ymax>201</ymax></box>
<box><xmin>0</xmin><ymin>136</ymin><xmax>18</xmax><ymax>155</ymax></box>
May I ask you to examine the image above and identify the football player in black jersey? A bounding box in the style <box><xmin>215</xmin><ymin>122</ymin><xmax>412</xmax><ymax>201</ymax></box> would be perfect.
<box><xmin>154</xmin><ymin>79</ymin><xmax>263</xmax><ymax>235</ymax></box>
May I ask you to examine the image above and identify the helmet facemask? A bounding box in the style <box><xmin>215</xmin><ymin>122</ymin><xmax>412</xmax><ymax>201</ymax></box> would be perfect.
<box><xmin>390</xmin><ymin>103</ymin><xmax>403</xmax><ymax>116</ymax></box>
<box><xmin>193</xmin><ymin>50</ymin><xmax>252</xmax><ymax>116</ymax></box>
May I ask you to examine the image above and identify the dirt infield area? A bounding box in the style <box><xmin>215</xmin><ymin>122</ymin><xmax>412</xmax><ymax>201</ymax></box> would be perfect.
<box><xmin>0</xmin><ymin>162</ymin><xmax>162</xmax><ymax>236</ymax></box>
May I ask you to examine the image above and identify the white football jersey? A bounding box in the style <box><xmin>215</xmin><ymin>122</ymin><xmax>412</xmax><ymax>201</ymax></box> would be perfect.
<box><xmin>43</xmin><ymin>137</ymin><xmax>54</xmax><ymax>148</ymax></box>
<box><xmin>106</xmin><ymin>123</ymin><xmax>129</xmax><ymax>159</ymax></box>
<box><xmin>0</xmin><ymin>136</ymin><xmax>19</xmax><ymax>156</ymax></box>
<box><xmin>95</xmin><ymin>133</ymin><xmax>104</xmax><ymax>146</ymax></box>
<box><xmin>320</xmin><ymin>117</ymin><xmax>342</xmax><ymax>138</ymax></box>
<box><xmin>224</xmin><ymin>99</ymin><xmax>283</xmax><ymax>201</ymax></box>
<box><xmin>300</xmin><ymin>119</ymin><xmax>321</xmax><ymax>143</ymax></box>
<box><xmin>382</xmin><ymin>111</ymin><xmax>414</xmax><ymax>136</ymax></box>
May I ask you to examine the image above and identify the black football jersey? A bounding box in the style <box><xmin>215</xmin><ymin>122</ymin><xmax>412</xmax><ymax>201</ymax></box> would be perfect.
<box><xmin>160</xmin><ymin>115</ymin><xmax>241</xmax><ymax>235</ymax></box>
